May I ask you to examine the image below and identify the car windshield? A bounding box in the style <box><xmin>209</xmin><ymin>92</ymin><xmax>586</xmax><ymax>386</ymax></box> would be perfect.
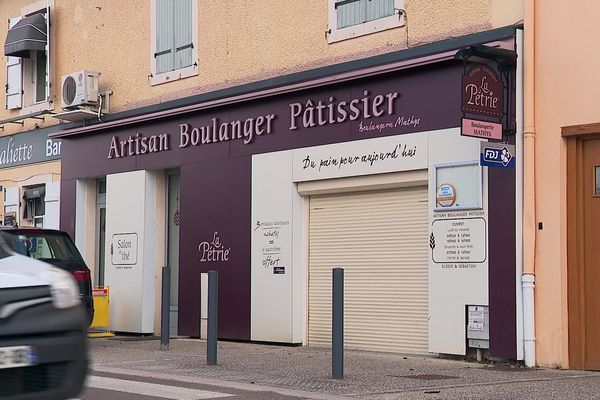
<box><xmin>0</xmin><ymin>231</ymin><xmax>82</xmax><ymax>263</ymax></box>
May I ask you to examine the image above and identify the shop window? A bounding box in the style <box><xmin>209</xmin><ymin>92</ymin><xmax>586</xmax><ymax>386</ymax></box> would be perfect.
<box><xmin>327</xmin><ymin>0</ymin><xmax>405</xmax><ymax>43</ymax></box>
<box><xmin>434</xmin><ymin>161</ymin><xmax>482</xmax><ymax>211</ymax></box>
<box><xmin>150</xmin><ymin>0</ymin><xmax>198</xmax><ymax>86</ymax></box>
<box><xmin>22</xmin><ymin>186</ymin><xmax>45</xmax><ymax>227</ymax></box>
<box><xmin>5</xmin><ymin>1</ymin><xmax>53</xmax><ymax>114</ymax></box>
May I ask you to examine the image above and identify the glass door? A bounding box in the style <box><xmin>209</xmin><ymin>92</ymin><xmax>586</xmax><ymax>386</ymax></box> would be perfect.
<box><xmin>96</xmin><ymin>179</ymin><xmax>106</xmax><ymax>287</ymax></box>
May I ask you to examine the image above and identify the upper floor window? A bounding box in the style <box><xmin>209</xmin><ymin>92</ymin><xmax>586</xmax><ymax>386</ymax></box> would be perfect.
<box><xmin>327</xmin><ymin>0</ymin><xmax>405</xmax><ymax>43</ymax></box>
<box><xmin>4</xmin><ymin>2</ymin><xmax>53</xmax><ymax>113</ymax></box>
<box><xmin>150</xmin><ymin>0</ymin><xmax>198</xmax><ymax>86</ymax></box>
<box><xmin>22</xmin><ymin>185</ymin><xmax>45</xmax><ymax>227</ymax></box>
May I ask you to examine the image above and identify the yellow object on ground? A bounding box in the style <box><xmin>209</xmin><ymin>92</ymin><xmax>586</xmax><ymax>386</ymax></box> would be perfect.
<box><xmin>88</xmin><ymin>287</ymin><xmax>115</xmax><ymax>338</ymax></box>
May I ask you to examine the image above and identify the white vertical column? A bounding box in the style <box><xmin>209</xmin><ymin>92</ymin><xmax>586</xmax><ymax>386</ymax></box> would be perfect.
<box><xmin>43</xmin><ymin>181</ymin><xmax>60</xmax><ymax>230</ymax></box>
<box><xmin>105</xmin><ymin>170</ymin><xmax>157</xmax><ymax>333</ymax></box>
<box><xmin>251</xmin><ymin>150</ymin><xmax>302</xmax><ymax>343</ymax></box>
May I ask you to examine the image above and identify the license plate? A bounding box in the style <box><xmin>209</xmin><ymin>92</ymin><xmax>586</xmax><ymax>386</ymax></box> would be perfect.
<box><xmin>0</xmin><ymin>346</ymin><xmax>37</xmax><ymax>369</ymax></box>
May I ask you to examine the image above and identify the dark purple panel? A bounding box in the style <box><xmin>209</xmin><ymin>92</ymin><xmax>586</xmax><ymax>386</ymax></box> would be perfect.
<box><xmin>60</xmin><ymin>62</ymin><xmax>463</xmax><ymax>181</ymax></box>
<box><xmin>59</xmin><ymin>179</ymin><xmax>76</xmax><ymax>239</ymax></box>
<box><xmin>178</xmin><ymin>157</ymin><xmax>251</xmax><ymax>339</ymax></box>
<box><xmin>488</xmin><ymin>166</ymin><xmax>516</xmax><ymax>359</ymax></box>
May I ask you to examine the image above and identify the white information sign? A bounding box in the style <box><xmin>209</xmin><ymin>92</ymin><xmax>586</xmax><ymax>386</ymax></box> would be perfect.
<box><xmin>431</xmin><ymin>217</ymin><xmax>486</xmax><ymax>265</ymax></box>
<box><xmin>292</xmin><ymin>133</ymin><xmax>427</xmax><ymax>182</ymax></box>
<box><xmin>254</xmin><ymin>219</ymin><xmax>290</xmax><ymax>274</ymax></box>
<box><xmin>468</xmin><ymin>307</ymin><xmax>485</xmax><ymax>331</ymax></box>
<box><xmin>111</xmin><ymin>233</ymin><xmax>138</xmax><ymax>266</ymax></box>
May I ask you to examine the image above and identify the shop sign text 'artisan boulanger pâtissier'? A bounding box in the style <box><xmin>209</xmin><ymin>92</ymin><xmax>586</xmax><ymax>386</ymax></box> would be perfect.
<box><xmin>106</xmin><ymin>90</ymin><xmax>404</xmax><ymax>159</ymax></box>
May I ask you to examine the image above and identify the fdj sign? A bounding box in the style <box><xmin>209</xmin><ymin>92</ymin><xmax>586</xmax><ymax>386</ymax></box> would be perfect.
<box><xmin>480</xmin><ymin>143</ymin><xmax>515</xmax><ymax>169</ymax></box>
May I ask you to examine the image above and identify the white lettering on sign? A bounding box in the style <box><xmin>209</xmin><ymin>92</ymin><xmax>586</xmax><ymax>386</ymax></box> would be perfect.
<box><xmin>289</xmin><ymin>90</ymin><xmax>399</xmax><ymax>130</ymax></box>
<box><xmin>107</xmin><ymin>133</ymin><xmax>170</xmax><ymax>159</ymax></box>
<box><xmin>465</xmin><ymin>77</ymin><xmax>499</xmax><ymax>110</ymax></box>
<box><xmin>45</xmin><ymin>139</ymin><xmax>62</xmax><ymax>157</ymax></box>
<box><xmin>484</xmin><ymin>149</ymin><xmax>497</xmax><ymax>159</ymax></box>
<box><xmin>0</xmin><ymin>138</ymin><xmax>33</xmax><ymax>166</ymax></box>
<box><xmin>179</xmin><ymin>115</ymin><xmax>275</xmax><ymax>148</ymax></box>
<box><xmin>198</xmin><ymin>232</ymin><xmax>231</xmax><ymax>262</ymax></box>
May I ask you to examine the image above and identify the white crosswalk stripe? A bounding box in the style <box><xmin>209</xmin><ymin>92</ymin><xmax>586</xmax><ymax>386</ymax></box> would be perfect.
<box><xmin>72</xmin><ymin>375</ymin><xmax>234</xmax><ymax>400</ymax></box>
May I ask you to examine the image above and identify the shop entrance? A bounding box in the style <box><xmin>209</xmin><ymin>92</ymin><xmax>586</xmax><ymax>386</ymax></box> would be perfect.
<box><xmin>579</xmin><ymin>138</ymin><xmax>600</xmax><ymax>370</ymax></box>
<box><xmin>167</xmin><ymin>171</ymin><xmax>181</xmax><ymax>335</ymax></box>
<box><xmin>568</xmin><ymin>136</ymin><xmax>600</xmax><ymax>370</ymax></box>
<box><xmin>307</xmin><ymin>186</ymin><xmax>429</xmax><ymax>354</ymax></box>
<box><xmin>95</xmin><ymin>179</ymin><xmax>106</xmax><ymax>287</ymax></box>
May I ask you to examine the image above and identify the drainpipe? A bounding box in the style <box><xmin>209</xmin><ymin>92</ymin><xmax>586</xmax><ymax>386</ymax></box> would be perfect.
<box><xmin>522</xmin><ymin>0</ymin><xmax>536</xmax><ymax>368</ymax></box>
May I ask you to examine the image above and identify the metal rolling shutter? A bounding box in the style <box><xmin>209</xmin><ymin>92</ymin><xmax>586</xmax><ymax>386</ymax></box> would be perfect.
<box><xmin>308</xmin><ymin>186</ymin><xmax>429</xmax><ymax>354</ymax></box>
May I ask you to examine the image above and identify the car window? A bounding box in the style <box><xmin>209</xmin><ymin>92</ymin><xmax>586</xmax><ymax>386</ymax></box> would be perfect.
<box><xmin>0</xmin><ymin>235</ymin><xmax>11</xmax><ymax>259</ymax></box>
<box><xmin>3</xmin><ymin>232</ymin><xmax>82</xmax><ymax>263</ymax></box>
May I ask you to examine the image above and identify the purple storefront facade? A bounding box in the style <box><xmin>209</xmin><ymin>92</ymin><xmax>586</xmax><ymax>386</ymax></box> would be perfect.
<box><xmin>55</xmin><ymin>27</ymin><xmax>522</xmax><ymax>360</ymax></box>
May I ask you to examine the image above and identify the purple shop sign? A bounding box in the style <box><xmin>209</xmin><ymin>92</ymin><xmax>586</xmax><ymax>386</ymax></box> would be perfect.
<box><xmin>461</xmin><ymin>64</ymin><xmax>504</xmax><ymax>117</ymax></box>
<box><xmin>461</xmin><ymin>118</ymin><xmax>503</xmax><ymax>140</ymax></box>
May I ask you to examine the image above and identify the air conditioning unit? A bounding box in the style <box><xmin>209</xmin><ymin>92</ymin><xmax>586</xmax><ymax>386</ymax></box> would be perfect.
<box><xmin>61</xmin><ymin>71</ymin><xmax>99</xmax><ymax>109</ymax></box>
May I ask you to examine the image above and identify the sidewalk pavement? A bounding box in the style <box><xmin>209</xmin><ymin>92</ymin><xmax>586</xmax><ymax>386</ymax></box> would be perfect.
<box><xmin>88</xmin><ymin>336</ymin><xmax>600</xmax><ymax>400</ymax></box>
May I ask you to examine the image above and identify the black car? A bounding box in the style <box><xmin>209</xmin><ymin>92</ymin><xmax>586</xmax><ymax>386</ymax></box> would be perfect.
<box><xmin>0</xmin><ymin>228</ymin><xmax>94</xmax><ymax>326</ymax></box>
<box><xmin>0</xmin><ymin>234</ymin><xmax>88</xmax><ymax>399</ymax></box>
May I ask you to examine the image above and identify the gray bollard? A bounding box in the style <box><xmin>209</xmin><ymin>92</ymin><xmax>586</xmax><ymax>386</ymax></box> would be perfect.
<box><xmin>207</xmin><ymin>270</ymin><xmax>218</xmax><ymax>365</ymax></box>
<box><xmin>160</xmin><ymin>266</ymin><xmax>171</xmax><ymax>350</ymax></box>
<box><xmin>332</xmin><ymin>267</ymin><xmax>344</xmax><ymax>379</ymax></box>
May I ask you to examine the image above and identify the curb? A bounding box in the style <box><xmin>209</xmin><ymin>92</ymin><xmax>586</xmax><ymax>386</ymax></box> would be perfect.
<box><xmin>91</xmin><ymin>365</ymin><xmax>355</xmax><ymax>400</ymax></box>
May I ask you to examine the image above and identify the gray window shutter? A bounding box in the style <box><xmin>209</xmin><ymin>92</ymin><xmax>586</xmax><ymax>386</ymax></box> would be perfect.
<box><xmin>6</xmin><ymin>16</ymin><xmax>23</xmax><ymax>110</ymax></box>
<box><xmin>174</xmin><ymin>0</ymin><xmax>193</xmax><ymax>70</ymax></box>
<box><xmin>336</xmin><ymin>0</ymin><xmax>395</xmax><ymax>29</ymax></box>
<box><xmin>337</xmin><ymin>0</ymin><xmax>367</xmax><ymax>29</ymax></box>
<box><xmin>366</xmin><ymin>0</ymin><xmax>395</xmax><ymax>21</ymax></box>
<box><xmin>155</xmin><ymin>0</ymin><xmax>174</xmax><ymax>74</ymax></box>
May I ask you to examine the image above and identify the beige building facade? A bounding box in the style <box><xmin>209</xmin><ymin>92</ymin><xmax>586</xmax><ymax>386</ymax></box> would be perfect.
<box><xmin>529</xmin><ymin>0</ymin><xmax>600</xmax><ymax>370</ymax></box>
<box><xmin>0</xmin><ymin>0</ymin><xmax>522</xmax><ymax>129</ymax></box>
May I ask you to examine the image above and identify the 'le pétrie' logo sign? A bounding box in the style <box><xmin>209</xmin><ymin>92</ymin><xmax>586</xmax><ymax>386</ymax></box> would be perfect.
<box><xmin>198</xmin><ymin>232</ymin><xmax>231</xmax><ymax>262</ymax></box>
<box><xmin>461</xmin><ymin>64</ymin><xmax>503</xmax><ymax>117</ymax></box>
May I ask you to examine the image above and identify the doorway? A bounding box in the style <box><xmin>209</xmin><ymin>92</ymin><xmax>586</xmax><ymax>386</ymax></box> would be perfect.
<box><xmin>567</xmin><ymin>135</ymin><xmax>600</xmax><ymax>370</ymax></box>
<box><xmin>95</xmin><ymin>179</ymin><xmax>106</xmax><ymax>287</ymax></box>
<box><xmin>167</xmin><ymin>171</ymin><xmax>180</xmax><ymax>336</ymax></box>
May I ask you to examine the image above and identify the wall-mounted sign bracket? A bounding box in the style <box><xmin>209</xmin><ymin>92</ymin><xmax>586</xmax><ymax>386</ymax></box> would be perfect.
<box><xmin>0</xmin><ymin>110</ymin><xmax>54</xmax><ymax>130</ymax></box>
<box><xmin>455</xmin><ymin>45</ymin><xmax>517</xmax><ymax>142</ymax></box>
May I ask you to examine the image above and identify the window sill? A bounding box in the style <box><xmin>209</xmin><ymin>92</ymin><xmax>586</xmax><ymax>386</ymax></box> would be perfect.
<box><xmin>327</xmin><ymin>14</ymin><xmax>405</xmax><ymax>44</ymax></box>
<box><xmin>149</xmin><ymin>65</ymin><xmax>198</xmax><ymax>86</ymax></box>
<box><xmin>19</xmin><ymin>100</ymin><xmax>54</xmax><ymax>117</ymax></box>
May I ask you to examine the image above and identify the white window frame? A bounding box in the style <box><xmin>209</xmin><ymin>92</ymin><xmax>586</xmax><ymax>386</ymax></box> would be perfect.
<box><xmin>150</xmin><ymin>0</ymin><xmax>199</xmax><ymax>86</ymax></box>
<box><xmin>6</xmin><ymin>0</ymin><xmax>54</xmax><ymax>115</ymax></box>
<box><xmin>327</xmin><ymin>0</ymin><xmax>405</xmax><ymax>44</ymax></box>
<box><xmin>6</xmin><ymin>17</ymin><xmax>23</xmax><ymax>111</ymax></box>
<box><xmin>22</xmin><ymin>185</ymin><xmax>45</xmax><ymax>223</ymax></box>
<box><xmin>433</xmin><ymin>161</ymin><xmax>483</xmax><ymax>211</ymax></box>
